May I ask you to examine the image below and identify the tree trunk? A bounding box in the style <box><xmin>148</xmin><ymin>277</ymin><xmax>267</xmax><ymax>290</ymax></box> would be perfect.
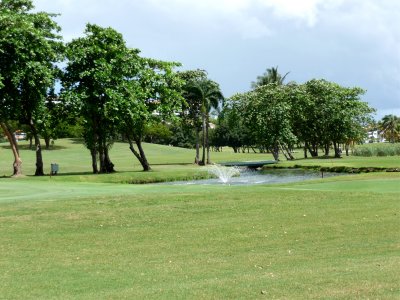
<box><xmin>333</xmin><ymin>142</ymin><xmax>342</xmax><ymax>158</ymax></box>
<box><xmin>195</xmin><ymin>127</ymin><xmax>200</xmax><ymax>164</ymax></box>
<box><xmin>269</xmin><ymin>143</ymin><xmax>280</xmax><ymax>161</ymax></box>
<box><xmin>29</xmin><ymin>120</ymin><xmax>44</xmax><ymax>176</ymax></box>
<box><xmin>307</xmin><ymin>142</ymin><xmax>318</xmax><ymax>157</ymax></box>
<box><xmin>98</xmin><ymin>142</ymin><xmax>106</xmax><ymax>173</ymax></box>
<box><xmin>282</xmin><ymin>143</ymin><xmax>294</xmax><ymax>160</ymax></box>
<box><xmin>324</xmin><ymin>144</ymin><xmax>330</xmax><ymax>156</ymax></box>
<box><xmin>104</xmin><ymin>146</ymin><xmax>115</xmax><ymax>173</ymax></box>
<box><xmin>128</xmin><ymin>137</ymin><xmax>151</xmax><ymax>171</ymax></box>
<box><xmin>303</xmin><ymin>143</ymin><xmax>308</xmax><ymax>159</ymax></box>
<box><xmin>90</xmin><ymin>148</ymin><xmax>98</xmax><ymax>174</ymax></box>
<box><xmin>44</xmin><ymin>136</ymin><xmax>51</xmax><ymax>150</ymax></box>
<box><xmin>1</xmin><ymin>122</ymin><xmax>23</xmax><ymax>176</ymax></box>
<box><xmin>206</xmin><ymin>115</ymin><xmax>211</xmax><ymax>165</ymax></box>
<box><xmin>278</xmin><ymin>142</ymin><xmax>290</xmax><ymax>160</ymax></box>
<box><xmin>200</xmin><ymin>112</ymin><xmax>206</xmax><ymax>165</ymax></box>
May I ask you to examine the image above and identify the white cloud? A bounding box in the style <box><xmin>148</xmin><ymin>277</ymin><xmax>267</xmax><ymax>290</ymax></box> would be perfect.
<box><xmin>257</xmin><ymin>0</ymin><xmax>345</xmax><ymax>26</ymax></box>
<box><xmin>146</xmin><ymin>0</ymin><xmax>343</xmax><ymax>38</ymax></box>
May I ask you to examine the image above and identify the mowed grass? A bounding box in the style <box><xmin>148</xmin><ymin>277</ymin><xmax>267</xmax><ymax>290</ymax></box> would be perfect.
<box><xmin>0</xmin><ymin>175</ymin><xmax>399</xmax><ymax>299</ymax></box>
<box><xmin>0</xmin><ymin>139</ymin><xmax>400</xmax><ymax>298</ymax></box>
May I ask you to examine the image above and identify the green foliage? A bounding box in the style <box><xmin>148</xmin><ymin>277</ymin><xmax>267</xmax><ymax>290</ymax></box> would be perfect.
<box><xmin>62</xmin><ymin>24</ymin><xmax>183</xmax><ymax>172</ymax></box>
<box><xmin>62</xmin><ymin>24</ymin><xmax>134</xmax><ymax>173</ymax></box>
<box><xmin>251</xmin><ymin>66</ymin><xmax>289</xmax><ymax>89</ymax></box>
<box><xmin>168</xmin><ymin>120</ymin><xmax>197</xmax><ymax>148</ymax></box>
<box><xmin>232</xmin><ymin>84</ymin><xmax>297</xmax><ymax>160</ymax></box>
<box><xmin>378</xmin><ymin>114</ymin><xmax>400</xmax><ymax>143</ymax></box>
<box><xmin>182</xmin><ymin>75</ymin><xmax>224</xmax><ymax>164</ymax></box>
<box><xmin>211</xmin><ymin>100</ymin><xmax>254</xmax><ymax>152</ymax></box>
<box><xmin>143</xmin><ymin>121</ymin><xmax>172</xmax><ymax>145</ymax></box>
<box><xmin>299</xmin><ymin>79</ymin><xmax>374</xmax><ymax>157</ymax></box>
<box><xmin>226</xmin><ymin>79</ymin><xmax>375</xmax><ymax>160</ymax></box>
<box><xmin>0</xmin><ymin>0</ymin><xmax>63</xmax><ymax>175</ymax></box>
<box><xmin>0</xmin><ymin>0</ymin><xmax>62</xmax><ymax>121</ymax></box>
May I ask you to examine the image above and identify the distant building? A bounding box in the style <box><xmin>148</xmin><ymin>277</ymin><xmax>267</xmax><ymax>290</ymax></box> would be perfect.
<box><xmin>365</xmin><ymin>130</ymin><xmax>386</xmax><ymax>143</ymax></box>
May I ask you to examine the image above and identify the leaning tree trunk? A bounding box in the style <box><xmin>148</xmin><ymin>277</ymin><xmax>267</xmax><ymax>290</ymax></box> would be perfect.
<box><xmin>269</xmin><ymin>143</ymin><xmax>280</xmax><ymax>161</ymax></box>
<box><xmin>127</xmin><ymin>137</ymin><xmax>151</xmax><ymax>171</ymax></box>
<box><xmin>280</xmin><ymin>142</ymin><xmax>294</xmax><ymax>160</ymax></box>
<box><xmin>29</xmin><ymin>119</ymin><xmax>44</xmax><ymax>176</ymax></box>
<box><xmin>306</xmin><ymin>142</ymin><xmax>318</xmax><ymax>157</ymax></box>
<box><xmin>1</xmin><ymin>122</ymin><xmax>23</xmax><ymax>176</ymax></box>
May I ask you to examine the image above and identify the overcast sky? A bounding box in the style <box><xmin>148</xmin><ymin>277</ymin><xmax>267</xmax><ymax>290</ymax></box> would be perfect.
<box><xmin>34</xmin><ymin>0</ymin><xmax>400</xmax><ymax>119</ymax></box>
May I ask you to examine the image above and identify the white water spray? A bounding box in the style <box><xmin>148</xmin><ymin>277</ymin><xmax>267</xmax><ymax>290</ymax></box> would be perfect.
<box><xmin>207</xmin><ymin>164</ymin><xmax>241</xmax><ymax>184</ymax></box>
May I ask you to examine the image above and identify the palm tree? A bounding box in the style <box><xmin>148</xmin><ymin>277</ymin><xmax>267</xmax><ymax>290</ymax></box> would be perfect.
<box><xmin>186</xmin><ymin>79</ymin><xmax>224</xmax><ymax>165</ymax></box>
<box><xmin>379</xmin><ymin>114</ymin><xmax>399</xmax><ymax>143</ymax></box>
<box><xmin>251</xmin><ymin>66</ymin><xmax>289</xmax><ymax>89</ymax></box>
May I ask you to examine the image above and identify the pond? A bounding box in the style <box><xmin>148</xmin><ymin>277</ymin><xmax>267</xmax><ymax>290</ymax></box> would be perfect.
<box><xmin>161</xmin><ymin>166</ymin><xmax>344</xmax><ymax>186</ymax></box>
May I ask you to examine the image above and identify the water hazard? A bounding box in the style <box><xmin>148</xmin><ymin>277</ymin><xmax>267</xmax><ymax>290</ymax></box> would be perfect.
<box><xmin>162</xmin><ymin>166</ymin><xmax>343</xmax><ymax>186</ymax></box>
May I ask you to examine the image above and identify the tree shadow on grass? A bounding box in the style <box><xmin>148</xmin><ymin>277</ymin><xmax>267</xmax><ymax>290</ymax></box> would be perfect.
<box><xmin>0</xmin><ymin>144</ymin><xmax>67</xmax><ymax>151</ymax></box>
<box><xmin>69</xmin><ymin>138</ymin><xmax>85</xmax><ymax>144</ymax></box>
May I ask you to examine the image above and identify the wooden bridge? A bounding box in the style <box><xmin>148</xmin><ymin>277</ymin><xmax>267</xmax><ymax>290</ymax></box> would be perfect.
<box><xmin>219</xmin><ymin>160</ymin><xmax>277</xmax><ymax>169</ymax></box>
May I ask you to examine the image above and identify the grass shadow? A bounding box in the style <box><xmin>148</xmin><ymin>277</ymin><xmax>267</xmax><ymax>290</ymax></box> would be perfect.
<box><xmin>0</xmin><ymin>144</ymin><xmax>67</xmax><ymax>151</ymax></box>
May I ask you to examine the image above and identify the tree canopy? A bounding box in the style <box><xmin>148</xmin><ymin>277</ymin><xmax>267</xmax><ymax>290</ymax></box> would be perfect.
<box><xmin>62</xmin><ymin>24</ymin><xmax>183</xmax><ymax>172</ymax></box>
<box><xmin>0</xmin><ymin>0</ymin><xmax>63</xmax><ymax>175</ymax></box>
<box><xmin>223</xmin><ymin>79</ymin><xmax>375</xmax><ymax>160</ymax></box>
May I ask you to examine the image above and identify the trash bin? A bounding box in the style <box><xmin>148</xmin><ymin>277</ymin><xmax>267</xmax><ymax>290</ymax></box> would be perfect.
<box><xmin>51</xmin><ymin>163</ymin><xmax>59</xmax><ymax>175</ymax></box>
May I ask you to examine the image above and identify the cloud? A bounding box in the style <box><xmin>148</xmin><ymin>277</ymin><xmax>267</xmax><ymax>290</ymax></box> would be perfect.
<box><xmin>32</xmin><ymin>0</ymin><xmax>400</xmax><ymax>116</ymax></box>
<box><xmin>257</xmin><ymin>0</ymin><xmax>345</xmax><ymax>26</ymax></box>
<box><xmin>146</xmin><ymin>0</ymin><xmax>344</xmax><ymax>38</ymax></box>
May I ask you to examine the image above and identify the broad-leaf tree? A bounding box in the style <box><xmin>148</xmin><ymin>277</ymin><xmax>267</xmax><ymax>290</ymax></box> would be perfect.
<box><xmin>0</xmin><ymin>0</ymin><xmax>63</xmax><ymax>175</ymax></box>
<box><xmin>116</xmin><ymin>57</ymin><xmax>184</xmax><ymax>171</ymax></box>
<box><xmin>63</xmin><ymin>24</ymin><xmax>183</xmax><ymax>172</ymax></box>
<box><xmin>302</xmin><ymin>79</ymin><xmax>374</xmax><ymax>158</ymax></box>
<box><xmin>62</xmin><ymin>24</ymin><xmax>135</xmax><ymax>173</ymax></box>
<box><xmin>233</xmin><ymin>84</ymin><xmax>296</xmax><ymax>161</ymax></box>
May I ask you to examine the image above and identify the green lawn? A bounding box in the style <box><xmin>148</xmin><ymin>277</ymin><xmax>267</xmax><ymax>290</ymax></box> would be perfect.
<box><xmin>0</xmin><ymin>140</ymin><xmax>399</xmax><ymax>299</ymax></box>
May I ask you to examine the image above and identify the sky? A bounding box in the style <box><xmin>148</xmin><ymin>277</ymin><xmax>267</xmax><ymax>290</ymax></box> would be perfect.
<box><xmin>34</xmin><ymin>0</ymin><xmax>400</xmax><ymax>119</ymax></box>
